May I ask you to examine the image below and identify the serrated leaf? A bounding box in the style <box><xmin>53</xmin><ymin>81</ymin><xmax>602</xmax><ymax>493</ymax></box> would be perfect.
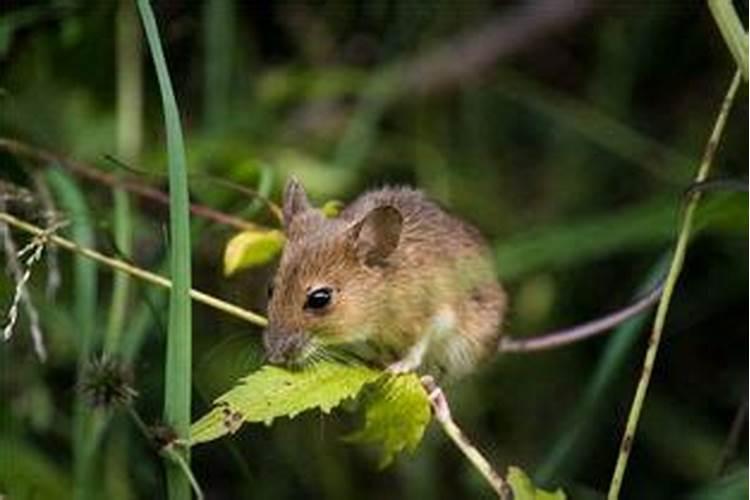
<box><xmin>507</xmin><ymin>467</ymin><xmax>566</xmax><ymax>500</ymax></box>
<box><xmin>223</xmin><ymin>229</ymin><xmax>285</xmax><ymax>276</ymax></box>
<box><xmin>321</xmin><ymin>200</ymin><xmax>344</xmax><ymax>218</ymax></box>
<box><xmin>190</xmin><ymin>362</ymin><xmax>380</xmax><ymax>445</ymax></box>
<box><xmin>346</xmin><ymin>374</ymin><xmax>431</xmax><ymax>467</ymax></box>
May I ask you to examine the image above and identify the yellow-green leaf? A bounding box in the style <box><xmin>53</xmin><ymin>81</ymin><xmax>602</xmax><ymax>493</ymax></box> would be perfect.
<box><xmin>321</xmin><ymin>200</ymin><xmax>344</xmax><ymax>218</ymax></box>
<box><xmin>507</xmin><ymin>467</ymin><xmax>566</xmax><ymax>500</ymax></box>
<box><xmin>223</xmin><ymin>229</ymin><xmax>285</xmax><ymax>276</ymax></box>
<box><xmin>346</xmin><ymin>374</ymin><xmax>431</xmax><ymax>467</ymax></box>
<box><xmin>190</xmin><ymin>362</ymin><xmax>380</xmax><ymax>445</ymax></box>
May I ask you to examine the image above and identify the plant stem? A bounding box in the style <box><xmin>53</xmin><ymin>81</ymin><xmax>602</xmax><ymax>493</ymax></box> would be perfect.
<box><xmin>708</xmin><ymin>0</ymin><xmax>749</xmax><ymax>81</ymax></box>
<box><xmin>137</xmin><ymin>0</ymin><xmax>194</xmax><ymax>497</ymax></box>
<box><xmin>0</xmin><ymin>212</ymin><xmax>267</xmax><ymax>328</ymax></box>
<box><xmin>607</xmin><ymin>70</ymin><xmax>741</xmax><ymax>499</ymax></box>
<box><xmin>422</xmin><ymin>377</ymin><xmax>510</xmax><ymax>499</ymax></box>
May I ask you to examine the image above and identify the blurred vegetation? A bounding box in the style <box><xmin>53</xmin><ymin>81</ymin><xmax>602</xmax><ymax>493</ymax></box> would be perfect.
<box><xmin>0</xmin><ymin>1</ymin><xmax>747</xmax><ymax>499</ymax></box>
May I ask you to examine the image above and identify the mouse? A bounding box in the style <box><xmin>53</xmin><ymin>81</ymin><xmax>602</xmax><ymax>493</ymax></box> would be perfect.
<box><xmin>263</xmin><ymin>178</ymin><xmax>507</xmax><ymax>377</ymax></box>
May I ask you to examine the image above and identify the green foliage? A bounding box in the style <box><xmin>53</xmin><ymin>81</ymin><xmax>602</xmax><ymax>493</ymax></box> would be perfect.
<box><xmin>346</xmin><ymin>374</ymin><xmax>431</xmax><ymax>467</ymax></box>
<box><xmin>222</xmin><ymin>199</ymin><xmax>350</xmax><ymax>276</ymax></box>
<box><xmin>0</xmin><ymin>437</ymin><xmax>72</xmax><ymax>498</ymax></box>
<box><xmin>191</xmin><ymin>362</ymin><xmax>381</xmax><ymax>444</ymax></box>
<box><xmin>136</xmin><ymin>0</ymin><xmax>193</xmax><ymax>498</ymax></box>
<box><xmin>321</xmin><ymin>199</ymin><xmax>345</xmax><ymax>218</ymax></box>
<box><xmin>191</xmin><ymin>363</ymin><xmax>433</xmax><ymax>468</ymax></box>
<box><xmin>507</xmin><ymin>467</ymin><xmax>566</xmax><ymax>500</ymax></box>
<box><xmin>223</xmin><ymin>229</ymin><xmax>286</xmax><ymax>276</ymax></box>
<box><xmin>687</xmin><ymin>467</ymin><xmax>748</xmax><ymax>500</ymax></box>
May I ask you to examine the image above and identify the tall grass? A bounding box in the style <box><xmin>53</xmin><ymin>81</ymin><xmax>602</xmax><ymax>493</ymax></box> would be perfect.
<box><xmin>45</xmin><ymin>168</ymin><xmax>98</xmax><ymax>500</ymax></box>
<box><xmin>136</xmin><ymin>1</ymin><xmax>194</xmax><ymax>499</ymax></box>
<box><xmin>105</xmin><ymin>0</ymin><xmax>140</xmax><ymax>355</ymax></box>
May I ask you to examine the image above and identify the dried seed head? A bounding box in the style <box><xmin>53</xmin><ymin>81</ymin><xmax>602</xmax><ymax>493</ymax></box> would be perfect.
<box><xmin>79</xmin><ymin>355</ymin><xmax>137</xmax><ymax>409</ymax></box>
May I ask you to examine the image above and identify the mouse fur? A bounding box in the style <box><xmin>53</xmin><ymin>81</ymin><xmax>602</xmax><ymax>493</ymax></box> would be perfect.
<box><xmin>263</xmin><ymin>178</ymin><xmax>506</xmax><ymax>377</ymax></box>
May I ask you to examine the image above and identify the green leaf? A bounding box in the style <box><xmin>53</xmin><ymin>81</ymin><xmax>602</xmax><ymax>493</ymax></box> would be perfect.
<box><xmin>321</xmin><ymin>200</ymin><xmax>345</xmax><ymax>218</ymax></box>
<box><xmin>137</xmin><ymin>0</ymin><xmax>194</xmax><ymax>497</ymax></box>
<box><xmin>346</xmin><ymin>374</ymin><xmax>431</xmax><ymax>467</ymax></box>
<box><xmin>223</xmin><ymin>229</ymin><xmax>285</xmax><ymax>276</ymax></box>
<box><xmin>190</xmin><ymin>362</ymin><xmax>380</xmax><ymax>445</ymax></box>
<box><xmin>507</xmin><ymin>467</ymin><xmax>566</xmax><ymax>500</ymax></box>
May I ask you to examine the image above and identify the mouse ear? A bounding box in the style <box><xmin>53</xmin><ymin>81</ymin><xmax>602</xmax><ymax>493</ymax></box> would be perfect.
<box><xmin>351</xmin><ymin>205</ymin><xmax>403</xmax><ymax>266</ymax></box>
<box><xmin>283</xmin><ymin>177</ymin><xmax>311</xmax><ymax>227</ymax></box>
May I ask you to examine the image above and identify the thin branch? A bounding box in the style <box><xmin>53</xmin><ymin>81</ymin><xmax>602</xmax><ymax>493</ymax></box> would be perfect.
<box><xmin>715</xmin><ymin>398</ymin><xmax>748</xmax><ymax>476</ymax></box>
<box><xmin>400</xmin><ymin>0</ymin><xmax>595</xmax><ymax>96</ymax></box>
<box><xmin>422</xmin><ymin>376</ymin><xmax>510</xmax><ymax>499</ymax></box>
<box><xmin>103</xmin><ymin>154</ymin><xmax>284</xmax><ymax>225</ymax></box>
<box><xmin>607</xmin><ymin>70</ymin><xmax>742</xmax><ymax>500</ymax></box>
<box><xmin>0</xmin><ymin>211</ymin><xmax>268</xmax><ymax>329</ymax></box>
<box><xmin>0</xmin><ymin>137</ymin><xmax>262</xmax><ymax>232</ymax></box>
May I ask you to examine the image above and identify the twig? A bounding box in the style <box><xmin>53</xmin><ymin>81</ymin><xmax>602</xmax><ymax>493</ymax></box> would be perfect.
<box><xmin>715</xmin><ymin>398</ymin><xmax>748</xmax><ymax>476</ymax></box>
<box><xmin>103</xmin><ymin>154</ymin><xmax>284</xmax><ymax>225</ymax></box>
<box><xmin>0</xmin><ymin>137</ymin><xmax>261</xmax><ymax>232</ymax></box>
<box><xmin>421</xmin><ymin>376</ymin><xmax>510</xmax><ymax>499</ymax></box>
<box><xmin>400</xmin><ymin>0</ymin><xmax>594</xmax><ymax>96</ymax></box>
<box><xmin>0</xmin><ymin>211</ymin><xmax>268</xmax><ymax>328</ymax></box>
<box><xmin>607</xmin><ymin>70</ymin><xmax>742</xmax><ymax>499</ymax></box>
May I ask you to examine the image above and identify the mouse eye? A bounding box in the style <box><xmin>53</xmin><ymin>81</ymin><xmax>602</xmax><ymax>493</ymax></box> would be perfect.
<box><xmin>305</xmin><ymin>287</ymin><xmax>333</xmax><ymax>310</ymax></box>
<box><xmin>267</xmin><ymin>283</ymin><xmax>275</xmax><ymax>299</ymax></box>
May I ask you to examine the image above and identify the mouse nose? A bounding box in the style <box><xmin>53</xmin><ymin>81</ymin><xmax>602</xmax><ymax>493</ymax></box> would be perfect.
<box><xmin>266</xmin><ymin>347</ymin><xmax>289</xmax><ymax>365</ymax></box>
<box><xmin>263</xmin><ymin>329</ymin><xmax>305</xmax><ymax>366</ymax></box>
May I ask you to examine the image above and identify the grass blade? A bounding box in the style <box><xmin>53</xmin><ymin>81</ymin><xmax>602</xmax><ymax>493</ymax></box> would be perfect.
<box><xmin>105</xmin><ymin>0</ymin><xmax>141</xmax><ymax>355</ymax></box>
<box><xmin>136</xmin><ymin>1</ymin><xmax>193</xmax><ymax>498</ymax></box>
<box><xmin>46</xmin><ymin>168</ymin><xmax>98</xmax><ymax>500</ymax></box>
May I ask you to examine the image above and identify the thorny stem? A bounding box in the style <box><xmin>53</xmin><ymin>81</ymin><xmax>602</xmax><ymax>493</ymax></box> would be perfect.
<box><xmin>422</xmin><ymin>377</ymin><xmax>510</xmax><ymax>499</ymax></box>
<box><xmin>0</xmin><ymin>211</ymin><xmax>268</xmax><ymax>328</ymax></box>
<box><xmin>607</xmin><ymin>71</ymin><xmax>742</xmax><ymax>499</ymax></box>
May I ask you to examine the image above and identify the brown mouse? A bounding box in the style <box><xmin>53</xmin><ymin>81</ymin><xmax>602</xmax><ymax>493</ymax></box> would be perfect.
<box><xmin>263</xmin><ymin>178</ymin><xmax>506</xmax><ymax>377</ymax></box>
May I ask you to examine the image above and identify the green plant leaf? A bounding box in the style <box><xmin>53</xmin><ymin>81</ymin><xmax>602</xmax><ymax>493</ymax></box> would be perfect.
<box><xmin>223</xmin><ymin>229</ymin><xmax>285</xmax><ymax>276</ymax></box>
<box><xmin>507</xmin><ymin>467</ymin><xmax>566</xmax><ymax>500</ymax></box>
<box><xmin>346</xmin><ymin>374</ymin><xmax>431</xmax><ymax>467</ymax></box>
<box><xmin>321</xmin><ymin>200</ymin><xmax>344</xmax><ymax>218</ymax></box>
<box><xmin>190</xmin><ymin>362</ymin><xmax>380</xmax><ymax>445</ymax></box>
